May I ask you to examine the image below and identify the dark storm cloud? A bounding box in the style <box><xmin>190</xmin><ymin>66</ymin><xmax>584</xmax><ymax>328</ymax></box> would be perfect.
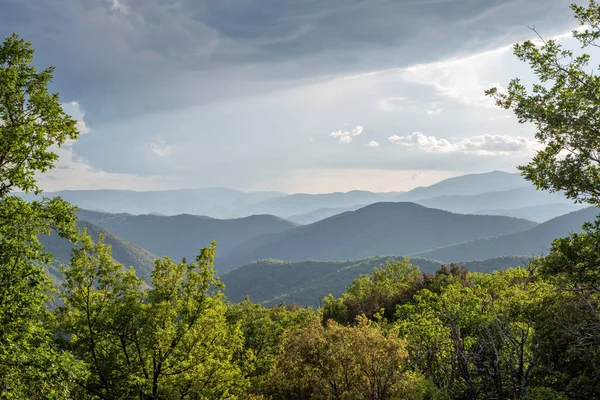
<box><xmin>0</xmin><ymin>0</ymin><xmax>580</xmax><ymax>125</ymax></box>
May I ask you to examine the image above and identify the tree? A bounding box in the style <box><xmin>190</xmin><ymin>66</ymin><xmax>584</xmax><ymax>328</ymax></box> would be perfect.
<box><xmin>226</xmin><ymin>299</ymin><xmax>313</xmax><ymax>395</ymax></box>
<box><xmin>322</xmin><ymin>259</ymin><xmax>423</xmax><ymax>325</ymax></box>
<box><xmin>396</xmin><ymin>268</ymin><xmax>554</xmax><ymax>399</ymax></box>
<box><xmin>267</xmin><ymin>315</ymin><xmax>424</xmax><ymax>400</ymax></box>
<box><xmin>0</xmin><ymin>34</ymin><xmax>81</xmax><ymax>398</ymax></box>
<box><xmin>58</xmin><ymin>235</ymin><xmax>247</xmax><ymax>399</ymax></box>
<box><xmin>486</xmin><ymin>5</ymin><xmax>600</xmax><ymax>395</ymax></box>
<box><xmin>486</xmin><ymin>1</ymin><xmax>600</xmax><ymax>206</ymax></box>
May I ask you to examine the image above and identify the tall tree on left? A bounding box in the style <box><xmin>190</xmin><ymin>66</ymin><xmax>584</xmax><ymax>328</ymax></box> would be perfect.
<box><xmin>0</xmin><ymin>34</ymin><xmax>82</xmax><ymax>398</ymax></box>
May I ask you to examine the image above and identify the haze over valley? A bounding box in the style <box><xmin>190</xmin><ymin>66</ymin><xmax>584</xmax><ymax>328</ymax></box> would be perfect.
<box><xmin>33</xmin><ymin>170</ymin><xmax>596</xmax><ymax>306</ymax></box>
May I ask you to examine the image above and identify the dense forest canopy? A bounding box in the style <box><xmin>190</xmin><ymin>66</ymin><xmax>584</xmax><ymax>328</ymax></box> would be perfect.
<box><xmin>1</xmin><ymin>1</ymin><xmax>600</xmax><ymax>399</ymax></box>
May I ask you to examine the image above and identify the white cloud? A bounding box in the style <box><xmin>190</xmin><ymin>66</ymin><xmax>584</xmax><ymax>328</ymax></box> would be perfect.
<box><xmin>367</xmin><ymin>141</ymin><xmax>380</xmax><ymax>147</ymax></box>
<box><xmin>426</xmin><ymin>106</ymin><xmax>444</xmax><ymax>116</ymax></box>
<box><xmin>460</xmin><ymin>134</ymin><xmax>540</xmax><ymax>155</ymax></box>
<box><xmin>329</xmin><ymin>125</ymin><xmax>363</xmax><ymax>143</ymax></box>
<box><xmin>61</xmin><ymin>101</ymin><xmax>90</xmax><ymax>136</ymax></box>
<box><xmin>400</xmin><ymin>46</ymin><xmax>512</xmax><ymax>108</ymax></box>
<box><xmin>389</xmin><ymin>132</ymin><xmax>457</xmax><ymax>153</ymax></box>
<box><xmin>149</xmin><ymin>138</ymin><xmax>173</xmax><ymax>157</ymax></box>
<box><xmin>110</xmin><ymin>0</ymin><xmax>129</xmax><ymax>14</ymax></box>
<box><xmin>388</xmin><ymin>132</ymin><xmax>539</xmax><ymax>156</ymax></box>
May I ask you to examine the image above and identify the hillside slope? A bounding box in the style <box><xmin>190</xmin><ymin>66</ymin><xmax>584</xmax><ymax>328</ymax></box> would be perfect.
<box><xmin>222</xmin><ymin>256</ymin><xmax>531</xmax><ymax>307</ymax></box>
<box><xmin>218</xmin><ymin>202</ymin><xmax>537</xmax><ymax>271</ymax></box>
<box><xmin>414</xmin><ymin>207</ymin><xmax>600</xmax><ymax>262</ymax></box>
<box><xmin>287</xmin><ymin>205</ymin><xmax>365</xmax><ymax>225</ymax></box>
<box><xmin>77</xmin><ymin>209</ymin><xmax>299</xmax><ymax>268</ymax></box>
<box><xmin>475</xmin><ymin>203</ymin><xmax>587</xmax><ymax>223</ymax></box>
<box><xmin>40</xmin><ymin>220</ymin><xmax>158</xmax><ymax>281</ymax></box>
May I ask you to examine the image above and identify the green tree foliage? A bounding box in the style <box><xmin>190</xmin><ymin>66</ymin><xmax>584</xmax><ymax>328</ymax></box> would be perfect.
<box><xmin>485</xmin><ymin>3</ymin><xmax>600</xmax><ymax>396</ymax></box>
<box><xmin>0</xmin><ymin>33</ymin><xmax>81</xmax><ymax>397</ymax></box>
<box><xmin>322</xmin><ymin>259</ymin><xmax>423</xmax><ymax>325</ymax></box>
<box><xmin>226</xmin><ymin>300</ymin><xmax>313</xmax><ymax>395</ymax></box>
<box><xmin>58</xmin><ymin>235</ymin><xmax>247</xmax><ymax>399</ymax></box>
<box><xmin>486</xmin><ymin>0</ymin><xmax>600</xmax><ymax>205</ymax></box>
<box><xmin>397</xmin><ymin>268</ymin><xmax>555</xmax><ymax>399</ymax></box>
<box><xmin>267</xmin><ymin>315</ymin><xmax>424</xmax><ymax>400</ymax></box>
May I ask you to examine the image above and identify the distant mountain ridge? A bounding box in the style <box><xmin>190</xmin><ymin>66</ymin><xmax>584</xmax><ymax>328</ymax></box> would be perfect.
<box><xmin>16</xmin><ymin>171</ymin><xmax>535</xmax><ymax>221</ymax></box>
<box><xmin>76</xmin><ymin>209</ymin><xmax>299</xmax><ymax>267</ymax></box>
<box><xmin>217</xmin><ymin>202</ymin><xmax>537</xmax><ymax>272</ymax></box>
<box><xmin>475</xmin><ymin>203</ymin><xmax>587</xmax><ymax>223</ymax></box>
<box><xmin>415</xmin><ymin>186</ymin><xmax>573</xmax><ymax>214</ymax></box>
<box><xmin>414</xmin><ymin>207</ymin><xmax>600</xmax><ymax>261</ymax></box>
<box><xmin>394</xmin><ymin>171</ymin><xmax>528</xmax><ymax>202</ymax></box>
<box><xmin>16</xmin><ymin>188</ymin><xmax>287</xmax><ymax>218</ymax></box>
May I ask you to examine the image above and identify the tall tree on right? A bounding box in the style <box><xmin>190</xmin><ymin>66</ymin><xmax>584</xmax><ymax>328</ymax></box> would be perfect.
<box><xmin>486</xmin><ymin>0</ymin><xmax>600</xmax><ymax>206</ymax></box>
<box><xmin>486</xmin><ymin>0</ymin><xmax>600</xmax><ymax>292</ymax></box>
<box><xmin>487</xmin><ymin>3</ymin><xmax>600</xmax><ymax>396</ymax></box>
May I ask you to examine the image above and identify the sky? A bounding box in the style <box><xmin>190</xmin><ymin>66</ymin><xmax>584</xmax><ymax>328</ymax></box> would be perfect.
<box><xmin>0</xmin><ymin>0</ymin><xmax>588</xmax><ymax>193</ymax></box>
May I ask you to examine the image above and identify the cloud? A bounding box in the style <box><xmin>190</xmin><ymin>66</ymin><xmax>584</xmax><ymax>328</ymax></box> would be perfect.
<box><xmin>0</xmin><ymin>0</ymin><xmax>578</xmax><ymax>126</ymax></box>
<box><xmin>460</xmin><ymin>134</ymin><xmax>541</xmax><ymax>155</ymax></box>
<box><xmin>149</xmin><ymin>138</ymin><xmax>173</xmax><ymax>157</ymax></box>
<box><xmin>61</xmin><ymin>101</ymin><xmax>90</xmax><ymax>135</ymax></box>
<box><xmin>0</xmin><ymin>0</ymin><xmax>580</xmax><ymax>192</ymax></box>
<box><xmin>329</xmin><ymin>125</ymin><xmax>363</xmax><ymax>143</ymax></box>
<box><xmin>110</xmin><ymin>0</ymin><xmax>129</xmax><ymax>14</ymax></box>
<box><xmin>389</xmin><ymin>132</ymin><xmax>457</xmax><ymax>152</ymax></box>
<box><xmin>367</xmin><ymin>141</ymin><xmax>380</xmax><ymax>147</ymax></box>
<box><xmin>388</xmin><ymin>132</ymin><xmax>539</xmax><ymax>155</ymax></box>
<box><xmin>426</xmin><ymin>106</ymin><xmax>444</xmax><ymax>116</ymax></box>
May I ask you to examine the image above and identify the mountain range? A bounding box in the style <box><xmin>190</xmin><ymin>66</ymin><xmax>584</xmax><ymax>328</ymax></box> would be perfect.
<box><xmin>414</xmin><ymin>206</ymin><xmax>600</xmax><ymax>261</ymax></box>
<box><xmin>216</xmin><ymin>202</ymin><xmax>537</xmax><ymax>271</ymax></box>
<box><xmin>76</xmin><ymin>209</ymin><xmax>298</xmax><ymax>267</ymax></box>
<box><xmin>18</xmin><ymin>171</ymin><xmax>568</xmax><ymax>222</ymax></box>
<box><xmin>28</xmin><ymin>170</ymin><xmax>600</xmax><ymax>305</ymax></box>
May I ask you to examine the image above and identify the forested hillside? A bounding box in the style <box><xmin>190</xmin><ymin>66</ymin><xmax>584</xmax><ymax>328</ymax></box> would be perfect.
<box><xmin>39</xmin><ymin>220</ymin><xmax>157</xmax><ymax>280</ymax></box>
<box><xmin>415</xmin><ymin>206</ymin><xmax>600</xmax><ymax>261</ymax></box>
<box><xmin>218</xmin><ymin>202</ymin><xmax>537</xmax><ymax>271</ymax></box>
<box><xmin>76</xmin><ymin>209</ymin><xmax>298</xmax><ymax>266</ymax></box>
<box><xmin>222</xmin><ymin>255</ymin><xmax>531</xmax><ymax>306</ymax></box>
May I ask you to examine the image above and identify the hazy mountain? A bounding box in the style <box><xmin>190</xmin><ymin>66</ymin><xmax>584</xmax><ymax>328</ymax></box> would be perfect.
<box><xmin>218</xmin><ymin>202</ymin><xmax>537</xmax><ymax>271</ymax></box>
<box><xmin>415</xmin><ymin>186</ymin><xmax>573</xmax><ymax>215</ymax></box>
<box><xmin>286</xmin><ymin>205</ymin><xmax>365</xmax><ymax>225</ymax></box>
<box><xmin>247</xmin><ymin>190</ymin><xmax>386</xmax><ymax>217</ymax></box>
<box><xmin>475</xmin><ymin>203</ymin><xmax>588</xmax><ymax>223</ymax></box>
<box><xmin>76</xmin><ymin>209</ymin><xmax>298</xmax><ymax>267</ymax></box>
<box><xmin>395</xmin><ymin>171</ymin><xmax>528</xmax><ymax>202</ymax></box>
<box><xmin>414</xmin><ymin>207</ymin><xmax>600</xmax><ymax>262</ymax></box>
<box><xmin>222</xmin><ymin>255</ymin><xmax>531</xmax><ymax>307</ymax></box>
<box><xmin>40</xmin><ymin>220</ymin><xmax>158</xmax><ymax>281</ymax></box>
<box><xmin>14</xmin><ymin>172</ymin><xmax>545</xmax><ymax>220</ymax></box>
<box><xmin>16</xmin><ymin>188</ymin><xmax>286</xmax><ymax>218</ymax></box>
